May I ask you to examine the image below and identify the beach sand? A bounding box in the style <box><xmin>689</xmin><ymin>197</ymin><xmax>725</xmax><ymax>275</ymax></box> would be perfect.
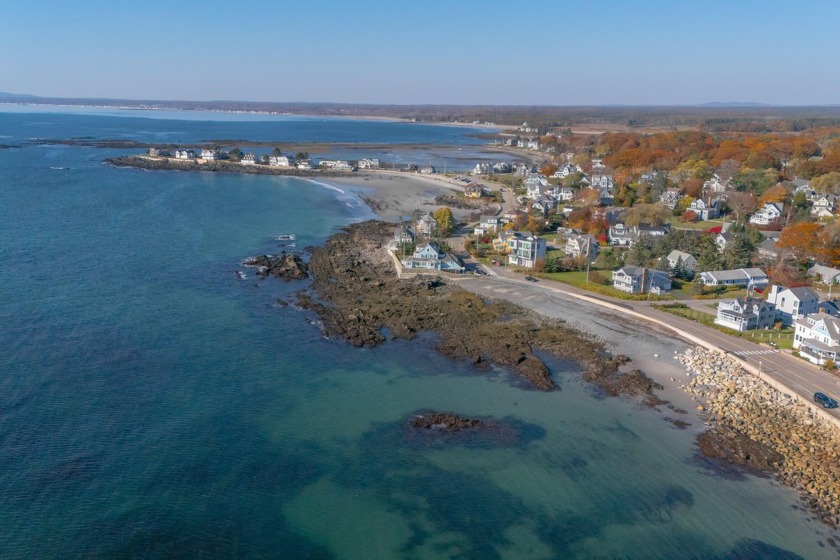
<box><xmin>326</xmin><ymin>171</ymin><xmax>482</xmax><ymax>222</ymax></box>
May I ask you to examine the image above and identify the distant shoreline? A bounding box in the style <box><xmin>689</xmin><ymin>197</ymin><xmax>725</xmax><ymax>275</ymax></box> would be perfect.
<box><xmin>0</xmin><ymin>101</ymin><xmax>505</xmax><ymax>131</ymax></box>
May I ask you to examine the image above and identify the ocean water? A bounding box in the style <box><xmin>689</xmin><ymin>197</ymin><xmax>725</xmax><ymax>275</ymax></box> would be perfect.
<box><xmin>0</xmin><ymin>111</ymin><xmax>837</xmax><ymax>559</ymax></box>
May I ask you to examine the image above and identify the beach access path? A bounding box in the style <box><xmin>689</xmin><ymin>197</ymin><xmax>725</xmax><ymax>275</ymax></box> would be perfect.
<box><xmin>458</xmin><ymin>265</ymin><xmax>840</xmax><ymax>428</ymax></box>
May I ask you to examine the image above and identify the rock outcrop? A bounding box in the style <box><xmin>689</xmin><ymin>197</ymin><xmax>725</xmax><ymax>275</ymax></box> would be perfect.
<box><xmin>243</xmin><ymin>253</ymin><xmax>308</xmax><ymax>281</ymax></box>
<box><xmin>299</xmin><ymin>220</ymin><xmax>611</xmax><ymax>391</ymax></box>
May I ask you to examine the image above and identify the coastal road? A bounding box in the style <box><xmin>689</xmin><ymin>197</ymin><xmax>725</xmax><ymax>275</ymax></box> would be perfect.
<box><xmin>457</xmin><ymin>269</ymin><xmax>840</xmax><ymax>423</ymax></box>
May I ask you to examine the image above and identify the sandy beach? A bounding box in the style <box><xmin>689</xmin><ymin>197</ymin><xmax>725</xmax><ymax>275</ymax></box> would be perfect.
<box><xmin>325</xmin><ymin>171</ymin><xmax>485</xmax><ymax>222</ymax></box>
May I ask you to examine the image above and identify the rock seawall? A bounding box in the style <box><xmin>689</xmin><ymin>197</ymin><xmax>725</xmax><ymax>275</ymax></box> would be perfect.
<box><xmin>679</xmin><ymin>347</ymin><xmax>840</xmax><ymax>525</ymax></box>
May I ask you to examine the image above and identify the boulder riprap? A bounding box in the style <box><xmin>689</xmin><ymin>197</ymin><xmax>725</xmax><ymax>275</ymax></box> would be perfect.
<box><xmin>243</xmin><ymin>253</ymin><xmax>308</xmax><ymax>281</ymax></box>
<box><xmin>299</xmin><ymin>220</ymin><xmax>613</xmax><ymax>391</ymax></box>
<box><xmin>679</xmin><ymin>346</ymin><xmax>840</xmax><ymax>526</ymax></box>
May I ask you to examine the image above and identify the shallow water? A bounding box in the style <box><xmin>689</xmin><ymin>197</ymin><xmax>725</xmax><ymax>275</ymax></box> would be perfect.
<box><xmin>0</xmin><ymin>111</ymin><xmax>837</xmax><ymax>558</ymax></box>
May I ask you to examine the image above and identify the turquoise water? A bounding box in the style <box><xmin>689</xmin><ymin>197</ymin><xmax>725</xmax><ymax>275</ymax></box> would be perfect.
<box><xmin>0</xmin><ymin>112</ymin><xmax>837</xmax><ymax>558</ymax></box>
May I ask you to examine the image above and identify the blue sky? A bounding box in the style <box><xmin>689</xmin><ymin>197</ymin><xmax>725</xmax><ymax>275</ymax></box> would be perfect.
<box><xmin>2</xmin><ymin>0</ymin><xmax>838</xmax><ymax>105</ymax></box>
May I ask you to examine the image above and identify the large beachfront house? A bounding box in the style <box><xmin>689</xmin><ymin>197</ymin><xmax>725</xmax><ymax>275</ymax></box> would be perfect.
<box><xmin>565</xmin><ymin>233</ymin><xmax>599</xmax><ymax>259</ymax></box>
<box><xmin>500</xmin><ymin>231</ymin><xmax>546</xmax><ymax>268</ymax></box>
<box><xmin>765</xmin><ymin>285</ymin><xmax>820</xmax><ymax>326</ymax></box>
<box><xmin>715</xmin><ymin>297</ymin><xmax>776</xmax><ymax>332</ymax></box>
<box><xmin>794</xmin><ymin>312</ymin><xmax>840</xmax><ymax>366</ymax></box>
<box><xmin>400</xmin><ymin>242</ymin><xmax>464</xmax><ymax>273</ymax></box>
<box><xmin>611</xmin><ymin>266</ymin><xmax>672</xmax><ymax>294</ymax></box>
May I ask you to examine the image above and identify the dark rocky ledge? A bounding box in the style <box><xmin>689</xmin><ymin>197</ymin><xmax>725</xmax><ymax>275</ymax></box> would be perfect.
<box><xmin>243</xmin><ymin>253</ymin><xmax>308</xmax><ymax>281</ymax></box>
<box><xmin>297</xmin><ymin>220</ymin><xmax>636</xmax><ymax>393</ymax></box>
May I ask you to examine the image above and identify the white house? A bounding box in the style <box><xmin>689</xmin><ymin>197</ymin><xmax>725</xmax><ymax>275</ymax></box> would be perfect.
<box><xmin>793</xmin><ymin>312</ymin><xmax>840</xmax><ymax>366</ymax></box>
<box><xmin>501</xmin><ymin>231</ymin><xmax>547</xmax><ymax>268</ymax></box>
<box><xmin>296</xmin><ymin>159</ymin><xmax>312</xmax><ymax>170</ymax></box>
<box><xmin>703</xmin><ymin>174</ymin><xmax>730</xmax><ymax>194</ymax></box>
<box><xmin>525</xmin><ymin>175</ymin><xmax>550</xmax><ymax>199</ymax></box>
<box><xmin>700</xmin><ymin>268</ymin><xmax>769</xmax><ymax>288</ymax></box>
<box><xmin>357</xmin><ymin>158</ymin><xmax>380</xmax><ymax>169</ymax></box>
<box><xmin>415</xmin><ymin>212</ymin><xmax>438</xmax><ymax>237</ymax></box>
<box><xmin>401</xmin><ymin>242</ymin><xmax>464</xmax><ymax>273</ymax></box>
<box><xmin>473</xmin><ymin>162</ymin><xmax>492</xmax><ymax>175</ymax></box>
<box><xmin>716</xmin><ymin>297</ymin><xmax>776</xmax><ymax>332</ymax></box>
<box><xmin>175</xmin><ymin>149</ymin><xmax>196</xmax><ymax>159</ymax></box>
<box><xmin>269</xmin><ymin>155</ymin><xmax>295</xmax><ymax>167</ymax></box>
<box><xmin>473</xmin><ymin>216</ymin><xmax>500</xmax><ymax>236</ymax></box>
<box><xmin>590</xmin><ymin>173</ymin><xmax>614</xmax><ymax>190</ymax></box>
<box><xmin>612</xmin><ymin>266</ymin><xmax>672</xmax><ymax>294</ymax></box>
<box><xmin>688</xmin><ymin>198</ymin><xmax>721</xmax><ymax>220</ymax></box>
<box><xmin>556</xmin><ymin>186</ymin><xmax>576</xmax><ymax>201</ymax></box>
<box><xmin>608</xmin><ymin>223</ymin><xmax>635</xmax><ymax>246</ymax></box>
<box><xmin>660</xmin><ymin>189</ymin><xmax>682</xmax><ymax>209</ymax></box>
<box><xmin>200</xmin><ymin>149</ymin><xmax>220</xmax><ymax>160</ymax></box>
<box><xmin>666</xmin><ymin>250</ymin><xmax>697</xmax><ymax>275</ymax></box>
<box><xmin>749</xmin><ymin>202</ymin><xmax>784</xmax><ymax>226</ymax></box>
<box><xmin>808</xmin><ymin>264</ymin><xmax>840</xmax><ymax>286</ymax></box>
<box><xmin>765</xmin><ymin>285</ymin><xmax>820</xmax><ymax>326</ymax></box>
<box><xmin>565</xmin><ymin>234</ymin><xmax>599</xmax><ymax>259</ymax></box>
<box><xmin>812</xmin><ymin>194</ymin><xmax>837</xmax><ymax>218</ymax></box>
<box><xmin>386</xmin><ymin>226</ymin><xmax>415</xmax><ymax>252</ymax></box>
<box><xmin>241</xmin><ymin>153</ymin><xmax>258</xmax><ymax>165</ymax></box>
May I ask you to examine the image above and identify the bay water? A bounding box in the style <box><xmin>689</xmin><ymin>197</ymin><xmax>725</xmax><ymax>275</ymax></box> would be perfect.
<box><xmin>0</xmin><ymin>109</ymin><xmax>837</xmax><ymax>558</ymax></box>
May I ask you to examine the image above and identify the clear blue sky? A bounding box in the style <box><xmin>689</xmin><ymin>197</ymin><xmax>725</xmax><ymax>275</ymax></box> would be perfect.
<box><xmin>2</xmin><ymin>0</ymin><xmax>838</xmax><ymax>106</ymax></box>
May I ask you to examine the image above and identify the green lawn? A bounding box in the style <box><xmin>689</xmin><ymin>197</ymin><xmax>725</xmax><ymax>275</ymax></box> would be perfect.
<box><xmin>667</xmin><ymin>216</ymin><xmax>727</xmax><ymax>231</ymax></box>
<box><xmin>654</xmin><ymin>304</ymin><xmax>795</xmax><ymax>349</ymax></box>
<box><xmin>538</xmin><ymin>271</ymin><xmax>673</xmax><ymax>301</ymax></box>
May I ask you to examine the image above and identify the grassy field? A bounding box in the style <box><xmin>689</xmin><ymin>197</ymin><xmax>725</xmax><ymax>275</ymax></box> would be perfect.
<box><xmin>538</xmin><ymin>270</ymin><xmax>674</xmax><ymax>301</ymax></box>
<box><xmin>667</xmin><ymin>216</ymin><xmax>727</xmax><ymax>231</ymax></box>
<box><xmin>655</xmin><ymin>304</ymin><xmax>795</xmax><ymax>349</ymax></box>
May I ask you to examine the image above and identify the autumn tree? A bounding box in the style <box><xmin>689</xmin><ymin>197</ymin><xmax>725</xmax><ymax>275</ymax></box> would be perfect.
<box><xmin>526</xmin><ymin>215</ymin><xmax>545</xmax><ymax>235</ymax></box>
<box><xmin>776</xmin><ymin>222</ymin><xmax>821</xmax><ymax>263</ymax></box>
<box><xmin>811</xmin><ymin>172</ymin><xmax>840</xmax><ymax>194</ymax></box>
<box><xmin>433</xmin><ymin>207</ymin><xmax>455</xmax><ymax>236</ymax></box>
<box><xmin>576</xmin><ymin>188</ymin><xmax>600</xmax><ymax>206</ymax></box>
<box><xmin>760</xmin><ymin>184</ymin><xmax>789</xmax><ymax>205</ymax></box>
<box><xmin>539</xmin><ymin>163</ymin><xmax>558</xmax><ymax>177</ymax></box>
<box><xmin>624</xmin><ymin>203</ymin><xmax>671</xmax><ymax>227</ymax></box>
<box><xmin>726</xmin><ymin>191</ymin><xmax>758</xmax><ymax>224</ymax></box>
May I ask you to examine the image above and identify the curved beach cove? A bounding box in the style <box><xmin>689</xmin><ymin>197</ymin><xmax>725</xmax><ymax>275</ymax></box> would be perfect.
<box><xmin>0</xmin><ymin>110</ymin><xmax>838</xmax><ymax>558</ymax></box>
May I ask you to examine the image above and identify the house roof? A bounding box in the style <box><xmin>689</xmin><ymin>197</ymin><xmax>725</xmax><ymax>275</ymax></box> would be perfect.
<box><xmin>785</xmin><ymin>286</ymin><xmax>819</xmax><ymax>300</ymax></box>
<box><xmin>703</xmin><ymin>268</ymin><xmax>768</xmax><ymax>282</ymax></box>
<box><xmin>808</xmin><ymin>264</ymin><xmax>840</xmax><ymax>279</ymax></box>
<box><xmin>667</xmin><ymin>250</ymin><xmax>695</xmax><ymax>262</ymax></box>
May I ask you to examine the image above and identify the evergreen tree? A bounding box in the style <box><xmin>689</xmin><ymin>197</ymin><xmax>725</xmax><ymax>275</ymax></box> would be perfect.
<box><xmin>672</xmin><ymin>256</ymin><xmax>688</xmax><ymax>280</ymax></box>
<box><xmin>722</xmin><ymin>234</ymin><xmax>754</xmax><ymax>269</ymax></box>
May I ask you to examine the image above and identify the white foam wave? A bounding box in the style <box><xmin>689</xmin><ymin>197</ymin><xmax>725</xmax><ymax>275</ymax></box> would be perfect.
<box><xmin>303</xmin><ymin>178</ymin><xmax>345</xmax><ymax>194</ymax></box>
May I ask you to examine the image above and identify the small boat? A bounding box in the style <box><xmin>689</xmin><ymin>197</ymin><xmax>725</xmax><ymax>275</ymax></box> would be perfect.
<box><xmin>278</xmin><ymin>243</ymin><xmax>296</xmax><ymax>248</ymax></box>
<box><xmin>275</xmin><ymin>233</ymin><xmax>296</xmax><ymax>241</ymax></box>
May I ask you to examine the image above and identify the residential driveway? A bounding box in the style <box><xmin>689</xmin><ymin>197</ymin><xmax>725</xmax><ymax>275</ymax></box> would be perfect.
<box><xmin>457</xmin><ymin>270</ymin><xmax>840</xmax><ymax>423</ymax></box>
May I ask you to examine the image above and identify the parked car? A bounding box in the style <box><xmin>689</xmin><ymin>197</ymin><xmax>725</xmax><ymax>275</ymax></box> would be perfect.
<box><xmin>524</xmin><ymin>276</ymin><xmax>538</xmax><ymax>282</ymax></box>
<box><xmin>814</xmin><ymin>392</ymin><xmax>839</xmax><ymax>409</ymax></box>
<box><xmin>473</xmin><ymin>269</ymin><xmax>487</xmax><ymax>276</ymax></box>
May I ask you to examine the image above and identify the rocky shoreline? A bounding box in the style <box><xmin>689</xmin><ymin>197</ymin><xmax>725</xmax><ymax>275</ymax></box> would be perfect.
<box><xmin>297</xmin><ymin>220</ymin><xmax>664</xmax><ymax>399</ymax></box>
<box><xmin>679</xmin><ymin>347</ymin><xmax>840</xmax><ymax>526</ymax></box>
<box><xmin>107</xmin><ymin>156</ymin><xmax>347</xmax><ymax>178</ymax></box>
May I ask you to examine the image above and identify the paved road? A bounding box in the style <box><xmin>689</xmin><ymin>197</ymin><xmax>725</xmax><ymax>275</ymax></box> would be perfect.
<box><xmin>459</xmin><ymin>266</ymin><xmax>840</xmax><ymax>423</ymax></box>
